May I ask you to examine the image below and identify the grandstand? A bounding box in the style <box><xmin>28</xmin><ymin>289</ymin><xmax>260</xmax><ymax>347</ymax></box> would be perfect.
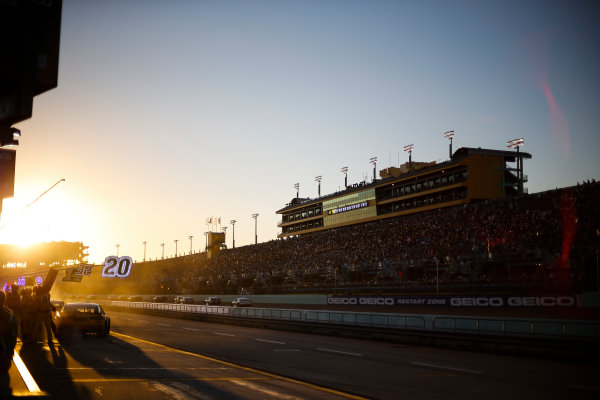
<box><xmin>1</xmin><ymin>144</ymin><xmax>598</xmax><ymax>299</ymax></box>
<box><xmin>40</xmin><ymin>180</ymin><xmax>599</xmax><ymax>299</ymax></box>
<box><xmin>277</xmin><ymin>146</ymin><xmax>532</xmax><ymax>237</ymax></box>
<box><xmin>0</xmin><ymin>241</ymin><xmax>88</xmax><ymax>290</ymax></box>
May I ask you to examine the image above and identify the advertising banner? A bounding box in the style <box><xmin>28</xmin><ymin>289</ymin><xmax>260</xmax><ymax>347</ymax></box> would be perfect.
<box><xmin>327</xmin><ymin>294</ymin><xmax>578</xmax><ymax>307</ymax></box>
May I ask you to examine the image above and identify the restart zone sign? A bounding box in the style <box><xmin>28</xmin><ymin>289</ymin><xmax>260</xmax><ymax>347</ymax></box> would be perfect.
<box><xmin>327</xmin><ymin>294</ymin><xmax>578</xmax><ymax>307</ymax></box>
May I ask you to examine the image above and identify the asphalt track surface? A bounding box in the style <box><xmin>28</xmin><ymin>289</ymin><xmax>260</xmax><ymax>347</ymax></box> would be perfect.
<box><xmin>9</xmin><ymin>309</ymin><xmax>600</xmax><ymax>400</ymax></box>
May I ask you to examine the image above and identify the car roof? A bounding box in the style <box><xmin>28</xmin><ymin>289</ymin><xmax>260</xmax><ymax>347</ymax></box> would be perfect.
<box><xmin>64</xmin><ymin>302</ymin><xmax>101</xmax><ymax>308</ymax></box>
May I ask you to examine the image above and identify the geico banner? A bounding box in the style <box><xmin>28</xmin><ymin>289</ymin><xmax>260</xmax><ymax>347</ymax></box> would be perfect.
<box><xmin>327</xmin><ymin>295</ymin><xmax>578</xmax><ymax>307</ymax></box>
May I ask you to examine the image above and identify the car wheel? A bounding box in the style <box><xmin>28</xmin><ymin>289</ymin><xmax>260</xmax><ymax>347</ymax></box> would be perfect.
<box><xmin>101</xmin><ymin>321</ymin><xmax>110</xmax><ymax>337</ymax></box>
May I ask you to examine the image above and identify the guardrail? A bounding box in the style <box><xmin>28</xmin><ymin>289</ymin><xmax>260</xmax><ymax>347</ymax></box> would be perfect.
<box><xmin>108</xmin><ymin>301</ymin><xmax>600</xmax><ymax>342</ymax></box>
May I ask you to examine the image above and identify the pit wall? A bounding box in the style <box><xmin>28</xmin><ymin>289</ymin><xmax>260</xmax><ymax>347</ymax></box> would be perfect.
<box><xmin>128</xmin><ymin>293</ymin><xmax>599</xmax><ymax>308</ymax></box>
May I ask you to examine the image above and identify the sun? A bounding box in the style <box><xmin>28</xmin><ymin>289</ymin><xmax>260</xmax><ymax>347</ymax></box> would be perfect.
<box><xmin>0</xmin><ymin>192</ymin><xmax>80</xmax><ymax>247</ymax></box>
<box><xmin>0</xmin><ymin>200</ymin><xmax>49</xmax><ymax>247</ymax></box>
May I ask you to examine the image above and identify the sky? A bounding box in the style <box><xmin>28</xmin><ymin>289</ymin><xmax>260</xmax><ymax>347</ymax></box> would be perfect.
<box><xmin>1</xmin><ymin>0</ymin><xmax>599</xmax><ymax>264</ymax></box>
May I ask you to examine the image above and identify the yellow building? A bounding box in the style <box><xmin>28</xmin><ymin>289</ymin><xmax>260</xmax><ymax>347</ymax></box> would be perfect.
<box><xmin>277</xmin><ymin>147</ymin><xmax>531</xmax><ymax>238</ymax></box>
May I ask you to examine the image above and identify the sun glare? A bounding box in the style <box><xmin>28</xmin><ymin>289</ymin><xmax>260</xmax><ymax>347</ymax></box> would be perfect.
<box><xmin>0</xmin><ymin>191</ymin><xmax>82</xmax><ymax>247</ymax></box>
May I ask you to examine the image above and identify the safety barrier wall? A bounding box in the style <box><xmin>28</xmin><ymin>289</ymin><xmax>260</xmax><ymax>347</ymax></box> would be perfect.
<box><xmin>109</xmin><ymin>301</ymin><xmax>600</xmax><ymax>342</ymax></box>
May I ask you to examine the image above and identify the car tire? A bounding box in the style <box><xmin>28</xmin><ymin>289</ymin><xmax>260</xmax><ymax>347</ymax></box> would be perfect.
<box><xmin>104</xmin><ymin>320</ymin><xmax>111</xmax><ymax>336</ymax></box>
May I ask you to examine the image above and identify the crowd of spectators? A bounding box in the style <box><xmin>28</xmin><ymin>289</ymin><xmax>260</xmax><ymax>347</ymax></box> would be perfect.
<box><xmin>59</xmin><ymin>181</ymin><xmax>600</xmax><ymax>296</ymax></box>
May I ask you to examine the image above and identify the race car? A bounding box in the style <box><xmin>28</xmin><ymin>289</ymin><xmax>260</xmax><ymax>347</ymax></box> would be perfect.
<box><xmin>54</xmin><ymin>302</ymin><xmax>110</xmax><ymax>337</ymax></box>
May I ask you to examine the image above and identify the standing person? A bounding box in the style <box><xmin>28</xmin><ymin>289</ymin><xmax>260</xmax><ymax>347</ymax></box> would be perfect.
<box><xmin>19</xmin><ymin>288</ymin><xmax>34</xmax><ymax>344</ymax></box>
<box><xmin>0</xmin><ymin>290</ymin><xmax>18</xmax><ymax>374</ymax></box>
<box><xmin>5</xmin><ymin>286</ymin><xmax>20</xmax><ymax>336</ymax></box>
<box><xmin>35</xmin><ymin>287</ymin><xmax>54</xmax><ymax>344</ymax></box>
<box><xmin>5</xmin><ymin>286</ymin><xmax>20</xmax><ymax>317</ymax></box>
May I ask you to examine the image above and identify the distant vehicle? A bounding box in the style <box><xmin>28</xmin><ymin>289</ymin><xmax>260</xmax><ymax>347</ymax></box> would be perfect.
<box><xmin>180</xmin><ymin>297</ymin><xmax>194</xmax><ymax>304</ymax></box>
<box><xmin>54</xmin><ymin>302</ymin><xmax>110</xmax><ymax>337</ymax></box>
<box><xmin>205</xmin><ymin>297</ymin><xmax>221</xmax><ymax>305</ymax></box>
<box><xmin>173</xmin><ymin>296</ymin><xmax>184</xmax><ymax>304</ymax></box>
<box><xmin>152</xmin><ymin>296</ymin><xmax>168</xmax><ymax>303</ymax></box>
<box><xmin>117</xmin><ymin>295</ymin><xmax>128</xmax><ymax>301</ymax></box>
<box><xmin>128</xmin><ymin>296</ymin><xmax>143</xmax><ymax>302</ymax></box>
<box><xmin>232</xmin><ymin>297</ymin><xmax>252</xmax><ymax>307</ymax></box>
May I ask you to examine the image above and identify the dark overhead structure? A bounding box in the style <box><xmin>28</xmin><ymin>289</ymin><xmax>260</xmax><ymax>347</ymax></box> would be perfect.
<box><xmin>0</xmin><ymin>0</ymin><xmax>62</xmax><ymax>147</ymax></box>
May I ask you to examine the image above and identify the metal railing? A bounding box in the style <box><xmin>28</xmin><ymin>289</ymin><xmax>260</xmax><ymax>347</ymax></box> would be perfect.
<box><xmin>431</xmin><ymin>315</ymin><xmax>600</xmax><ymax>340</ymax></box>
<box><xmin>108</xmin><ymin>301</ymin><xmax>600</xmax><ymax>341</ymax></box>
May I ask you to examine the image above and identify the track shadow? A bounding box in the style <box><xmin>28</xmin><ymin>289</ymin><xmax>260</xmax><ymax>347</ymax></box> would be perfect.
<box><xmin>22</xmin><ymin>332</ymin><xmax>246</xmax><ymax>400</ymax></box>
<box><xmin>18</xmin><ymin>340</ymin><xmax>83</xmax><ymax>399</ymax></box>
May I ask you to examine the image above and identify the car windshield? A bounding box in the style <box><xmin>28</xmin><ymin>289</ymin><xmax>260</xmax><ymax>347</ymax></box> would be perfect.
<box><xmin>64</xmin><ymin>304</ymin><xmax>101</xmax><ymax>314</ymax></box>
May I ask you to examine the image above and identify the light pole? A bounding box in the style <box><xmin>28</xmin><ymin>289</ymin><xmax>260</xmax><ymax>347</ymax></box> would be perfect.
<box><xmin>252</xmin><ymin>213</ymin><xmax>259</xmax><ymax>244</ymax></box>
<box><xmin>315</xmin><ymin>175</ymin><xmax>322</xmax><ymax>197</ymax></box>
<box><xmin>341</xmin><ymin>166</ymin><xmax>348</xmax><ymax>188</ymax></box>
<box><xmin>369</xmin><ymin>157</ymin><xmax>377</xmax><ymax>182</ymax></box>
<box><xmin>115</xmin><ymin>244</ymin><xmax>120</xmax><ymax>257</ymax></box>
<box><xmin>188</xmin><ymin>235</ymin><xmax>193</xmax><ymax>254</ymax></box>
<box><xmin>160</xmin><ymin>243</ymin><xmax>165</xmax><ymax>259</ymax></box>
<box><xmin>294</xmin><ymin>183</ymin><xmax>299</xmax><ymax>198</ymax></box>
<box><xmin>444</xmin><ymin>130</ymin><xmax>454</xmax><ymax>159</ymax></box>
<box><xmin>174</xmin><ymin>239</ymin><xmax>179</xmax><ymax>257</ymax></box>
<box><xmin>404</xmin><ymin>144</ymin><xmax>414</xmax><ymax>170</ymax></box>
<box><xmin>507</xmin><ymin>138</ymin><xmax>525</xmax><ymax>194</ymax></box>
<box><xmin>230</xmin><ymin>220</ymin><xmax>236</xmax><ymax>249</ymax></box>
<box><xmin>142</xmin><ymin>241</ymin><xmax>147</xmax><ymax>261</ymax></box>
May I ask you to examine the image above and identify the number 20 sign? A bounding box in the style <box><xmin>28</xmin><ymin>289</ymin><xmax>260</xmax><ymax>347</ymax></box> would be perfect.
<box><xmin>102</xmin><ymin>256</ymin><xmax>133</xmax><ymax>278</ymax></box>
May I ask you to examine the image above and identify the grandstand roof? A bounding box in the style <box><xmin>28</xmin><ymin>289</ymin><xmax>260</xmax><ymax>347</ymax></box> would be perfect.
<box><xmin>452</xmin><ymin>147</ymin><xmax>532</xmax><ymax>161</ymax></box>
<box><xmin>277</xmin><ymin>146</ymin><xmax>530</xmax><ymax>213</ymax></box>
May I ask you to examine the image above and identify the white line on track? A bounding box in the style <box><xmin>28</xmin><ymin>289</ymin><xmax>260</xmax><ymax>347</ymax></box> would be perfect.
<box><xmin>182</xmin><ymin>327</ymin><xmax>198</xmax><ymax>331</ymax></box>
<box><xmin>158</xmin><ymin>323</ymin><xmax>171</xmax><ymax>327</ymax></box>
<box><xmin>256</xmin><ymin>339</ymin><xmax>286</xmax><ymax>345</ymax></box>
<box><xmin>274</xmin><ymin>349</ymin><xmax>301</xmax><ymax>352</ymax></box>
<box><xmin>213</xmin><ymin>332</ymin><xmax>235</xmax><ymax>337</ymax></box>
<box><xmin>317</xmin><ymin>348</ymin><xmax>362</xmax><ymax>357</ymax></box>
<box><xmin>410</xmin><ymin>362</ymin><xmax>482</xmax><ymax>374</ymax></box>
<box><xmin>137</xmin><ymin>320</ymin><xmax>150</xmax><ymax>323</ymax></box>
<box><xmin>229</xmin><ymin>379</ymin><xmax>305</xmax><ymax>400</ymax></box>
<box><xmin>13</xmin><ymin>353</ymin><xmax>41</xmax><ymax>393</ymax></box>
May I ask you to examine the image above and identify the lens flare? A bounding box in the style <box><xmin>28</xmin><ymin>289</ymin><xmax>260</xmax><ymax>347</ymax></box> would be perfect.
<box><xmin>558</xmin><ymin>190</ymin><xmax>576</xmax><ymax>270</ymax></box>
<box><xmin>538</xmin><ymin>74</ymin><xmax>570</xmax><ymax>157</ymax></box>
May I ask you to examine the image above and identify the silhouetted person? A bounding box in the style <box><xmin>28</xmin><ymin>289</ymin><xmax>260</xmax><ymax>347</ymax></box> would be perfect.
<box><xmin>34</xmin><ymin>286</ymin><xmax>54</xmax><ymax>344</ymax></box>
<box><xmin>0</xmin><ymin>290</ymin><xmax>18</xmax><ymax>374</ymax></box>
<box><xmin>19</xmin><ymin>288</ymin><xmax>35</xmax><ymax>343</ymax></box>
